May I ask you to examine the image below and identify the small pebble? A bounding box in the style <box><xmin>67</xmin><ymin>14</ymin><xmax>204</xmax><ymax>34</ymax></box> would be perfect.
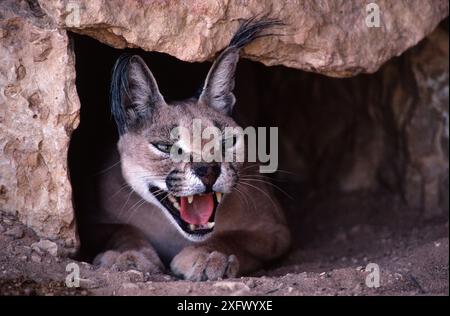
<box><xmin>80</xmin><ymin>261</ymin><xmax>92</xmax><ymax>269</ymax></box>
<box><xmin>126</xmin><ymin>269</ymin><xmax>144</xmax><ymax>283</ymax></box>
<box><xmin>213</xmin><ymin>281</ymin><xmax>250</xmax><ymax>292</ymax></box>
<box><xmin>31</xmin><ymin>253</ymin><xmax>41</xmax><ymax>263</ymax></box>
<box><xmin>143</xmin><ymin>283</ymin><xmax>156</xmax><ymax>291</ymax></box>
<box><xmin>245</xmin><ymin>279</ymin><xmax>257</xmax><ymax>288</ymax></box>
<box><xmin>122</xmin><ymin>282</ymin><xmax>139</xmax><ymax>290</ymax></box>
<box><xmin>31</xmin><ymin>239</ymin><xmax>58</xmax><ymax>257</ymax></box>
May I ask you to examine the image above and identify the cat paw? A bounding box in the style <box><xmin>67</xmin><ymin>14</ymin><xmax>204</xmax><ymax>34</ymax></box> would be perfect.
<box><xmin>93</xmin><ymin>248</ymin><xmax>164</xmax><ymax>274</ymax></box>
<box><xmin>170</xmin><ymin>246</ymin><xmax>239</xmax><ymax>281</ymax></box>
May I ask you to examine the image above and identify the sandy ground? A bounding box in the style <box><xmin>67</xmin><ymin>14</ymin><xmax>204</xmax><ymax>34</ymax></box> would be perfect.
<box><xmin>0</xmin><ymin>204</ymin><xmax>448</xmax><ymax>296</ymax></box>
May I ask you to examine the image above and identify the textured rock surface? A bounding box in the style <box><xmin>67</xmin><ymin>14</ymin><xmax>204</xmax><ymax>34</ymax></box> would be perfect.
<box><xmin>38</xmin><ymin>0</ymin><xmax>449</xmax><ymax>77</ymax></box>
<box><xmin>0</xmin><ymin>1</ymin><xmax>79</xmax><ymax>247</ymax></box>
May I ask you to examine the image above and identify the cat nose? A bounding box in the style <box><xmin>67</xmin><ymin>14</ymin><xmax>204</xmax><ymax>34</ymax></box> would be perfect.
<box><xmin>192</xmin><ymin>163</ymin><xmax>221</xmax><ymax>192</ymax></box>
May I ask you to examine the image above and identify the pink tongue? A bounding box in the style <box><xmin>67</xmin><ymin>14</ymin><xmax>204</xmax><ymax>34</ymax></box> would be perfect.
<box><xmin>180</xmin><ymin>194</ymin><xmax>214</xmax><ymax>225</ymax></box>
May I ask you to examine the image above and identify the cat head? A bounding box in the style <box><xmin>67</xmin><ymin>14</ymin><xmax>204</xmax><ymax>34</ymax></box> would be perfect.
<box><xmin>110</xmin><ymin>19</ymin><xmax>281</xmax><ymax>240</ymax></box>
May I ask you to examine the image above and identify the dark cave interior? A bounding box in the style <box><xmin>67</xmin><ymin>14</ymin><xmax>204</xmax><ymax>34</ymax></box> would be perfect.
<box><xmin>69</xmin><ymin>22</ymin><xmax>448</xmax><ymax>262</ymax></box>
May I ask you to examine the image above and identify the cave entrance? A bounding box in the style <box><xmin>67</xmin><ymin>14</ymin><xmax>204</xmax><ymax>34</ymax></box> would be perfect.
<box><xmin>68</xmin><ymin>25</ymin><xmax>449</xmax><ymax>273</ymax></box>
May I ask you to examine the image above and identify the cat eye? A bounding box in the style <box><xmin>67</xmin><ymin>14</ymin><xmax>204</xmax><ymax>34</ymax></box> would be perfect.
<box><xmin>152</xmin><ymin>142</ymin><xmax>172</xmax><ymax>154</ymax></box>
<box><xmin>152</xmin><ymin>142</ymin><xmax>184</xmax><ymax>156</ymax></box>
<box><xmin>222</xmin><ymin>135</ymin><xmax>237</xmax><ymax>151</ymax></box>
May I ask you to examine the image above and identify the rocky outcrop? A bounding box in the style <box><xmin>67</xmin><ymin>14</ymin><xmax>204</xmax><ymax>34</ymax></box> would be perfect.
<box><xmin>0</xmin><ymin>1</ymin><xmax>79</xmax><ymax>247</ymax></box>
<box><xmin>38</xmin><ymin>0</ymin><xmax>448</xmax><ymax>77</ymax></box>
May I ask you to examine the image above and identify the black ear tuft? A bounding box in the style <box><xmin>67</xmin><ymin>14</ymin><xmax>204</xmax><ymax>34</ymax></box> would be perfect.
<box><xmin>110</xmin><ymin>54</ymin><xmax>131</xmax><ymax>134</ymax></box>
<box><xmin>110</xmin><ymin>54</ymin><xmax>165</xmax><ymax>134</ymax></box>
<box><xmin>229</xmin><ymin>18</ymin><xmax>284</xmax><ymax>49</ymax></box>
<box><xmin>199</xmin><ymin>18</ymin><xmax>283</xmax><ymax>115</ymax></box>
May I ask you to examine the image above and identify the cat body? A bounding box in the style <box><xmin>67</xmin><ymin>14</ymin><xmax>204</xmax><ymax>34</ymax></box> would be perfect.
<box><xmin>89</xmin><ymin>19</ymin><xmax>291</xmax><ymax>280</ymax></box>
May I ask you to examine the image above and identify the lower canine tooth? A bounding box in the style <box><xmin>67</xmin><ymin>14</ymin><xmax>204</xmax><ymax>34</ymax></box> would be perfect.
<box><xmin>207</xmin><ymin>222</ymin><xmax>215</xmax><ymax>229</ymax></box>
<box><xmin>215</xmin><ymin>192</ymin><xmax>222</xmax><ymax>203</ymax></box>
<box><xmin>189</xmin><ymin>224</ymin><xmax>196</xmax><ymax>231</ymax></box>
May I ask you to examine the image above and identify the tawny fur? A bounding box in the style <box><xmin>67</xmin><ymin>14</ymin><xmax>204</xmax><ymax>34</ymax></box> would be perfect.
<box><xmin>87</xmin><ymin>19</ymin><xmax>290</xmax><ymax>281</ymax></box>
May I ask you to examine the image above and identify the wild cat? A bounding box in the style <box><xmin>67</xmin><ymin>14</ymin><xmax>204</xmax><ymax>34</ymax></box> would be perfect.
<box><xmin>88</xmin><ymin>19</ymin><xmax>291</xmax><ymax>281</ymax></box>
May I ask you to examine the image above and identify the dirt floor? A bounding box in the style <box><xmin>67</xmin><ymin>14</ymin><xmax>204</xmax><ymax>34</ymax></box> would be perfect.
<box><xmin>0</xmin><ymin>193</ymin><xmax>448</xmax><ymax>296</ymax></box>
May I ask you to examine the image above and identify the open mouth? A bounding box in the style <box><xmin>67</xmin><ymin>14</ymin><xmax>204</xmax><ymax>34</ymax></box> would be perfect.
<box><xmin>149</xmin><ymin>187</ymin><xmax>222</xmax><ymax>236</ymax></box>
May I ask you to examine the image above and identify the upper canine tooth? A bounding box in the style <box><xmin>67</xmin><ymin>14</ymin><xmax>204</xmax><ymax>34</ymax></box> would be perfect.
<box><xmin>215</xmin><ymin>192</ymin><xmax>222</xmax><ymax>203</ymax></box>
<box><xmin>187</xmin><ymin>195</ymin><xmax>194</xmax><ymax>204</ymax></box>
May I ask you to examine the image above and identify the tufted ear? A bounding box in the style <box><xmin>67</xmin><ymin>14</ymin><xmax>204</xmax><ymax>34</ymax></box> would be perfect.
<box><xmin>199</xmin><ymin>18</ymin><xmax>283</xmax><ymax>115</ymax></box>
<box><xmin>110</xmin><ymin>54</ymin><xmax>165</xmax><ymax>134</ymax></box>
<box><xmin>198</xmin><ymin>47</ymin><xmax>239</xmax><ymax>115</ymax></box>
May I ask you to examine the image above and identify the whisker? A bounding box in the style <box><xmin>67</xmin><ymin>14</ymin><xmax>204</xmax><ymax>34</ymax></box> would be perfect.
<box><xmin>124</xmin><ymin>197</ymin><xmax>145</xmax><ymax>222</ymax></box>
<box><xmin>232</xmin><ymin>188</ymin><xmax>246</xmax><ymax>207</ymax></box>
<box><xmin>119</xmin><ymin>187</ymin><xmax>168</xmax><ymax>222</ymax></box>
<box><xmin>239</xmin><ymin>164</ymin><xmax>260</xmax><ymax>172</ymax></box>
<box><xmin>238</xmin><ymin>174</ymin><xmax>290</xmax><ymax>183</ymax></box>
<box><xmin>159</xmin><ymin>193</ymin><xmax>170</xmax><ymax>204</ymax></box>
<box><xmin>238</xmin><ymin>165</ymin><xmax>299</xmax><ymax>179</ymax></box>
<box><xmin>117</xmin><ymin>189</ymin><xmax>135</xmax><ymax>219</ymax></box>
<box><xmin>131</xmin><ymin>175</ymin><xmax>168</xmax><ymax>180</ymax></box>
<box><xmin>233</xmin><ymin>185</ymin><xmax>255</xmax><ymax>211</ymax></box>
<box><xmin>125</xmin><ymin>199</ymin><xmax>147</xmax><ymax>223</ymax></box>
<box><xmin>110</xmin><ymin>182</ymin><xmax>132</xmax><ymax>199</ymax></box>
<box><xmin>92</xmin><ymin>160</ymin><xmax>121</xmax><ymax>176</ymax></box>
<box><xmin>270</xmin><ymin>169</ymin><xmax>299</xmax><ymax>176</ymax></box>
<box><xmin>238</xmin><ymin>177</ymin><xmax>294</xmax><ymax>200</ymax></box>
<box><xmin>152</xmin><ymin>190</ymin><xmax>168</xmax><ymax>199</ymax></box>
<box><xmin>237</xmin><ymin>183</ymin><xmax>260</xmax><ymax>211</ymax></box>
<box><xmin>126</xmin><ymin>172</ymin><xmax>169</xmax><ymax>176</ymax></box>
<box><xmin>237</xmin><ymin>180</ymin><xmax>279</xmax><ymax>209</ymax></box>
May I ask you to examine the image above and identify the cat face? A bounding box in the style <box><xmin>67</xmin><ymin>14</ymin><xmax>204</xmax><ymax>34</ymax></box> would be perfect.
<box><xmin>111</xmin><ymin>54</ymin><xmax>244</xmax><ymax>239</ymax></box>
<box><xmin>118</xmin><ymin>98</ymin><xmax>245</xmax><ymax>236</ymax></box>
